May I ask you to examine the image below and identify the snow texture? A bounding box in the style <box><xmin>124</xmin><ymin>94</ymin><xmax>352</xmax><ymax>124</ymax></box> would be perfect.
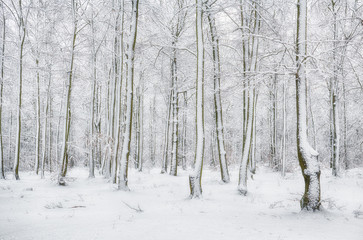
<box><xmin>0</xmin><ymin>167</ymin><xmax>362</xmax><ymax>240</ymax></box>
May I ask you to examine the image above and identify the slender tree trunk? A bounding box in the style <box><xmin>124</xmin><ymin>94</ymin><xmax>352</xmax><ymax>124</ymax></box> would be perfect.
<box><xmin>181</xmin><ymin>92</ymin><xmax>187</xmax><ymax>170</ymax></box>
<box><xmin>149</xmin><ymin>93</ymin><xmax>156</xmax><ymax>166</ymax></box>
<box><xmin>35</xmin><ymin>59</ymin><xmax>41</xmax><ymax>175</ymax></box>
<box><xmin>250</xmin><ymin>91</ymin><xmax>257</xmax><ymax>174</ymax></box>
<box><xmin>282</xmin><ymin>76</ymin><xmax>287</xmax><ymax>177</ymax></box>
<box><xmin>270</xmin><ymin>74</ymin><xmax>277</xmax><ymax>170</ymax></box>
<box><xmin>41</xmin><ymin>77</ymin><xmax>51</xmax><ymax>179</ymax></box>
<box><xmin>170</xmin><ymin>42</ymin><xmax>179</xmax><ymax>176</ymax></box>
<box><xmin>189</xmin><ymin>0</ymin><xmax>205</xmax><ymax>198</ymax></box>
<box><xmin>111</xmin><ymin>0</ymin><xmax>124</xmax><ymax>182</ymax></box>
<box><xmin>206</xmin><ymin>1</ymin><xmax>230</xmax><ymax>183</ymax></box>
<box><xmin>60</xmin><ymin>0</ymin><xmax>77</xmax><ymax>179</ymax></box>
<box><xmin>89</xmin><ymin>5</ymin><xmax>97</xmax><ymax>178</ymax></box>
<box><xmin>161</xmin><ymin>92</ymin><xmax>172</xmax><ymax>173</ymax></box>
<box><xmin>342</xmin><ymin>80</ymin><xmax>348</xmax><ymax>169</ymax></box>
<box><xmin>331</xmin><ymin>0</ymin><xmax>340</xmax><ymax>176</ymax></box>
<box><xmin>238</xmin><ymin>84</ymin><xmax>254</xmax><ymax>195</ymax></box>
<box><xmin>118</xmin><ymin>0</ymin><xmax>139</xmax><ymax>190</ymax></box>
<box><xmin>14</xmin><ymin>0</ymin><xmax>26</xmax><ymax>180</ymax></box>
<box><xmin>138</xmin><ymin>75</ymin><xmax>144</xmax><ymax>172</ymax></box>
<box><xmin>237</xmin><ymin>0</ymin><xmax>259</xmax><ymax>195</ymax></box>
<box><xmin>0</xmin><ymin>5</ymin><xmax>5</xmax><ymax>179</ymax></box>
<box><xmin>296</xmin><ymin>0</ymin><xmax>321</xmax><ymax>211</ymax></box>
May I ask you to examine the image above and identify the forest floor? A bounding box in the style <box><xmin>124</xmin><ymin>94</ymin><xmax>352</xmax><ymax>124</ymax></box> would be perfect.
<box><xmin>0</xmin><ymin>165</ymin><xmax>362</xmax><ymax>240</ymax></box>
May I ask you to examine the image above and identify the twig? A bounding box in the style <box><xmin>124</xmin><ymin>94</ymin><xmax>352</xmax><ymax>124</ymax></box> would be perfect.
<box><xmin>122</xmin><ymin>201</ymin><xmax>143</xmax><ymax>213</ymax></box>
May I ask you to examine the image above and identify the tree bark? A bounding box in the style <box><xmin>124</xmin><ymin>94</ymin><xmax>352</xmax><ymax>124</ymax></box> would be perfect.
<box><xmin>0</xmin><ymin>4</ymin><xmax>5</xmax><ymax>179</ymax></box>
<box><xmin>189</xmin><ymin>0</ymin><xmax>205</xmax><ymax>198</ymax></box>
<box><xmin>206</xmin><ymin>1</ymin><xmax>230</xmax><ymax>183</ymax></box>
<box><xmin>118</xmin><ymin>0</ymin><xmax>139</xmax><ymax>190</ymax></box>
<box><xmin>60</xmin><ymin>0</ymin><xmax>77</xmax><ymax>179</ymax></box>
<box><xmin>14</xmin><ymin>0</ymin><xmax>26</xmax><ymax>180</ymax></box>
<box><xmin>296</xmin><ymin>0</ymin><xmax>321</xmax><ymax>211</ymax></box>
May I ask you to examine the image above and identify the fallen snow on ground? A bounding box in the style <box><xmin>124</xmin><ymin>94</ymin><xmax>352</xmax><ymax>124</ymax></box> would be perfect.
<box><xmin>0</xmin><ymin>166</ymin><xmax>362</xmax><ymax>240</ymax></box>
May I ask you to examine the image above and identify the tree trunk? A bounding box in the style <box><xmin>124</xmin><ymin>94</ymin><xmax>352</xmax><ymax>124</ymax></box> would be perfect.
<box><xmin>60</xmin><ymin>0</ymin><xmax>77</xmax><ymax>179</ymax></box>
<box><xmin>41</xmin><ymin>76</ymin><xmax>51</xmax><ymax>179</ymax></box>
<box><xmin>0</xmin><ymin>5</ymin><xmax>5</xmax><ymax>179</ymax></box>
<box><xmin>237</xmin><ymin>0</ymin><xmax>259</xmax><ymax>195</ymax></box>
<box><xmin>206</xmin><ymin>1</ymin><xmax>230</xmax><ymax>183</ymax></box>
<box><xmin>161</xmin><ymin>92</ymin><xmax>172</xmax><ymax>173</ymax></box>
<box><xmin>118</xmin><ymin>0</ymin><xmax>139</xmax><ymax>190</ymax></box>
<box><xmin>330</xmin><ymin>0</ymin><xmax>340</xmax><ymax>176</ymax></box>
<box><xmin>170</xmin><ymin>42</ymin><xmax>179</xmax><ymax>176</ymax></box>
<box><xmin>138</xmin><ymin>74</ymin><xmax>144</xmax><ymax>172</ymax></box>
<box><xmin>282</xmin><ymin>76</ymin><xmax>287</xmax><ymax>177</ymax></box>
<box><xmin>14</xmin><ymin>0</ymin><xmax>26</xmax><ymax>180</ymax></box>
<box><xmin>35</xmin><ymin>59</ymin><xmax>41</xmax><ymax>175</ymax></box>
<box><xmin>296</xmin><ymin>0</ymin><xmax>321</xmax><ymax>211</ymax></box>
<box><xmin>189</xmin><ymin>0</ymin><xmax>205</xmax><ymax>198</ymax></box>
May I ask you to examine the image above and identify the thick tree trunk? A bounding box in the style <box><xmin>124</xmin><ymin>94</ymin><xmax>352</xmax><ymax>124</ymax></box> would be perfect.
<box><xmin>118</xmin><ymin>0</ymin><xmax>139</xmax><ymax>190</ymax></box>
<box><xmin>189</xmin><ymin>0</ymin><xmax>205</xmax><ymax>198</ymax></box>
<box><xmin>296</xmin><ymin>0</ymin><xmax>321</xmax><ymax>211</ymax></box>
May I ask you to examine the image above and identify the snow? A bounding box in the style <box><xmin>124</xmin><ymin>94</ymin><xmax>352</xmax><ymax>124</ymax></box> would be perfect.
<box><xmin>1</xmin><ymin>166</ymin><xmax>362</xmax><ymax>240</ymax></box>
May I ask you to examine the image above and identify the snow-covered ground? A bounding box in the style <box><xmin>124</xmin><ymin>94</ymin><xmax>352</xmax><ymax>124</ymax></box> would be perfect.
<box><xmin>0</xmin><ymin>166</ymin><xmax>362</xmax><ymax>240</ymax></box>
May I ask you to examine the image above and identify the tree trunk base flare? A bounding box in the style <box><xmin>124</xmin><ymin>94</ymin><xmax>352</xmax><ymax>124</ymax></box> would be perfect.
<box><xmin>170</xmin><ymin>168</ymin><xmax>177</xmax><ymax>176</ymax></box>
<box><xmin>14</xmin><ymin>171</ymin><xmax>20</xmax><ymax>180</ymax></box>
<box><xmin>237</xmin><ymin>185</ymin><xmax>247</xmax><ymax>196</ymax></box>
<box><xmin>221</xmin><ymin>173</ymin><xmax>230</xmax><ymax>184</ymax></box>
<box><xmin>58</xmin><ymin>176</ymin><xmax>66</xmax><ymax>186</ymax></box>
<box><xmin>300</xmin><ymin>168</ymin><xmax>321</xmax><ymax>211</ymax></box>
<box><xmin>118</xmin><ymin>180</ymin><xmax>130</xmax><ymax>191</ymax></box>
<box><xmin>189</xmin><ymin>175</ymin><xmax>202</xmax><ymax>199</ymax></box>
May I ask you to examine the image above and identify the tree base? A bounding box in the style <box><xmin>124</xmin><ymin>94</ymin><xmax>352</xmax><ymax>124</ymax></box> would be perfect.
<box><xmin>237</xmin><ymin>185</ymin><xmax>247</xmax><ymax>196</ymax></box>
<box><xmin>118</xmin><ymin>180</ymin><xmax>130</xmax><ymax>191</ymax></box>
<box><xmin>189</xmin><ymin>175</ymin><xmax>202</xmax><ymax>198</ymax></box>
<box><xmin>58</xmin><ymin>176</ymin><xmax>66</xmax><ymax>186</ymax></box>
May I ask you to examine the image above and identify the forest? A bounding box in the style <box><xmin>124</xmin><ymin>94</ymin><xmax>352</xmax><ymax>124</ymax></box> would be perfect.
<box><xmin>0</xmin><ymin>0</ymin><xmax>363</xmax><ymax>239</ymax></box>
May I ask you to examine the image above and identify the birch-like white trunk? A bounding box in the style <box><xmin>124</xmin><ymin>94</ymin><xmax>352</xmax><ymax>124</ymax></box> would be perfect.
<box><xmin>170</xmin><ymin>45</ymin><xmax>179</xmax><ymax>176</ymax></box>
<box><xmin>189</xmin><ymin>0</ymin><xmax>205</xmax><ymax>198</ymax></box>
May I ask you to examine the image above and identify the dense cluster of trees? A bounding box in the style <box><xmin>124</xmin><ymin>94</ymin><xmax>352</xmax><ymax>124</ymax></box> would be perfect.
<box><xmin>0</xmin><ymin>0</ymin><xmax>362</xmax><ymax>211</ymax></box>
